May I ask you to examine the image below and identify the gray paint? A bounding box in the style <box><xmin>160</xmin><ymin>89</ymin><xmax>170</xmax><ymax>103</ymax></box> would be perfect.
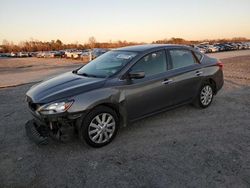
<box><xmin>26</xmin><ymin>44</ymin><xmax>224</xmax><ymax>126</ymax></box>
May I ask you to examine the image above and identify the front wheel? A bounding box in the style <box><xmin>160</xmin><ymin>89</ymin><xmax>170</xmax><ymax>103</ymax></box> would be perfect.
<box><xmin>194</xmin><ymin>84</ymin><xmax>214</xmax><ymax>108</ymax></box>
<box><xmin>79</xmin><ymin>106</ymin><xmax>119</xmax><ymax>147</ymax></box>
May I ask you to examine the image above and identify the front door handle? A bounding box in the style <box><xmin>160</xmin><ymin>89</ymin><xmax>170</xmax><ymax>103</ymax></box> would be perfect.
<box><xmin>196</xmin><ymin>71</ymin><xmax>203</xmax><ymax>76</ymax></box>
<box><xmin>162</xmin><ymin>79</ymin><xmax>173</xmax><ymax>85</ymax></box>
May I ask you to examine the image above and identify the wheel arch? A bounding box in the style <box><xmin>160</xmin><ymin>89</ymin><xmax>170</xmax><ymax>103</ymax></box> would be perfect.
<box><xmin>94</xmin><ymin>103</ymin><xmax>125</xmax><ymax>127</ymax></box>
<box><xmin>76</xmin><ymin>102</ymin><xmax>126</xmax><ymax>131</ymax></box>
<box><xmin>206</xmin><ymin>78</ymin><xmax>217</xmax><ymax>94</ymax></box>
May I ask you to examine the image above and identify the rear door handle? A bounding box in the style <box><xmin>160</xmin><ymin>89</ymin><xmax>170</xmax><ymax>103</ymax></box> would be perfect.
<box><xmin>196</xmin><ymin>71</ymin><xmax>203</xmax><ymax>76</ymax></box>
<box><xmin>162</xmin><ymin>79</ymin><xmax>173</xmax><ymax>85</ymax></box>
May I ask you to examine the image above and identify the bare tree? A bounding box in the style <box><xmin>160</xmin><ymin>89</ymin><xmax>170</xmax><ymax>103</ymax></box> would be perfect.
<box><xmin>88</xmin><ymin>37</ymin><xmax>97</xmax><ymax>49</ymax></box>
<box><xmin>2</xmin><ymin>39</ymin><xmax>9</xmax><ymax>45</ymax></box>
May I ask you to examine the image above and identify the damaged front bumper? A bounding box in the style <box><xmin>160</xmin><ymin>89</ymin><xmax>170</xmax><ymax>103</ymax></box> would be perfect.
<box><xmin>25</xmin><ymin>107</ymin><xmax>85</xmax><ymax>145</ymax></box>
<box><xmin>25</xmin><ymin>119</ymin><xmax>49</xmax><ymax>145</ymax></box>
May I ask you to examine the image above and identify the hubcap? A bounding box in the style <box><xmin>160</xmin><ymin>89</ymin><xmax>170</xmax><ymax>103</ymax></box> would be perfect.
<box><xmin>88</xmin><ymin>113</ymin><xmax>116</xmax><ymax>144</ymax></box>
<box><xmin>200</xmin><ymin>85</ymin><xmax>213</xmax><ymax>106</ymax></box>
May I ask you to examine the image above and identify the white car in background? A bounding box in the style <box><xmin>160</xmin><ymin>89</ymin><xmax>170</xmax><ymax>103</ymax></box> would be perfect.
<box><xmin>194</xmin><ymin>46</ymin><xmax>206</xmax><ymax>54</ymax></box>
<box><xmin>10</xmin><ymin>52</ymin><xmax>17</xmax><ymax>57</ymax></box>
<box><xmin>18</xmin><ymin>52</ymin><xmax>29</xmax><ymax>57</ymax></box>
<box><xmin>205</xmin><ymin>45</ymin><xmax>219</xmax><ymax>52</ymax></box>
<box><xmin>72</xmin><ymin>50</ymin><xmax>83</xmax><ymax>59</ymax></box>
<box><xmin>198</xmin><ymin>45</ymin><xmax>219</xmax><ymax>53</ymax></box>
<box><xmin>65</xmin><ymin>50</ymin><xmax>76</xmax><ymax>58</ymax></box>
<box><xmin>36</xmin><ymin>51</ymin><xmax>52</xmax><ymax>58</ymax></box>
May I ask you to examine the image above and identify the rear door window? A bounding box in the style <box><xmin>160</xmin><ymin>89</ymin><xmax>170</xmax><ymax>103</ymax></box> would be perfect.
<box><xmin>169</xmin><ymin>49</ymin><xmax>197</xmax><ymax>69</ymax></box>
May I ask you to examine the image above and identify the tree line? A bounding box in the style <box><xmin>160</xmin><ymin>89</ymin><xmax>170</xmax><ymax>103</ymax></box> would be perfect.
<box><xmin>152</xmin><ymin>37</ymin><xmax>250</xmax><ymax>45</ymax></box>
<box><xmin>1</xmin><ymin>37</ymin><xmax>249</xmax><ymax>53</ymax></box>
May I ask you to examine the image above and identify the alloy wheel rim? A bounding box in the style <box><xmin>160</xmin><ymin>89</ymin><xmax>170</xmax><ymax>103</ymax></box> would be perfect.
<box><xmin>200</xmin><ymin>85</ymin><xmax>213</xmax><ymax>106</ymax></box>
<box><xmin>88</xmin><ymin>113</ymin><xmax>116</xmax><ymax>144</ymax></box>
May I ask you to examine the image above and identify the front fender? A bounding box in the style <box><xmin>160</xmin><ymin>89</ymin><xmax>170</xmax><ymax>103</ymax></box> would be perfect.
<box><xmin>68</xmin><ymin>87</ymin><xmax>128</xmax><ymax>126</ymax></box>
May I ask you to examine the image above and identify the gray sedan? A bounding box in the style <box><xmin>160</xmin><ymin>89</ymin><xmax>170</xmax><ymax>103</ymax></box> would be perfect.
<box><xmin>26</xmin><ymin>44</ymin><xmax>224</xmax><ymax>147</ymax></box>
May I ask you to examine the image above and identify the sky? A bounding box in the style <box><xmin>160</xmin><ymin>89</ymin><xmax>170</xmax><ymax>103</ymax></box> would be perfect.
<box><xmin>0</xmin><ymin>0</ymin><xmax>250</xmax><ymax>44</ymax></box>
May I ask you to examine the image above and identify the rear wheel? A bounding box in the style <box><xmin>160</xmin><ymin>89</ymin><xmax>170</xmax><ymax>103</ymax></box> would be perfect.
<box><xmin>79</xmin><ymin>106</ymin><xmax>119</xmax><ymax>147</ymax></box>
<box><xmin>194</xmin><ymin>83</ymin><xmax>214</xmax><ymax>108</ymax></box>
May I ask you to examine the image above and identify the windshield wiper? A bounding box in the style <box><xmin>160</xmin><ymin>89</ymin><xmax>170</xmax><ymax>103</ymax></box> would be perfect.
<box><xmin>72</xmin><ymin>69</ymin><xmax>78</xmax><ymax>74</ymax></box>
<box><xmin>72</xmin><ymin>70</ymin><xmax>105</xmax><ymax>78</ymax></box>
<box><xmin>76</xmin><ymin>72</ymin><xmax>97</xmax><ymax>78</ymax></box>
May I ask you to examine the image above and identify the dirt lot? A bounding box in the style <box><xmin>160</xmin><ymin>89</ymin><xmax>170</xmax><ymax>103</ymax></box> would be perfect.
<box><xmin>0</xmin><ymin>53</ymin><xmax>250</xmax><ymax>187</ymax></box>
<box><xmin>0</xmin><ymin>57</ymin><xmax>83</xmax><ymax>88</ymax></box>
<box><xmin>209</xmin><ymin>49</ymin><xmax>250</xmax><ymax>60</ymax></box>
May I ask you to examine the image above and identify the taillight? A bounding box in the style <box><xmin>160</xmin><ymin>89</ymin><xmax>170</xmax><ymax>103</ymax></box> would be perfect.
<box><xmin>217</xmin><ymin>61</ymin><xmax>223</xmax><ymax>69</ymax></box>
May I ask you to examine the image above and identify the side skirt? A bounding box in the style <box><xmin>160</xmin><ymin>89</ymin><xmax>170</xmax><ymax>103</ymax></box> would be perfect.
<box><xmin>129</xmin><ymin>100</ymin><xmax>192</xmax><ymax>123</ymax></box>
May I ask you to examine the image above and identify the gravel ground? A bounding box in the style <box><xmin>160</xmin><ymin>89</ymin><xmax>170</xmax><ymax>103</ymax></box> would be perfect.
<box><xmin>0</xmin><ymin>55</ymin><xmax>250</xmax><ymax>188</ymax></box>
<box><xmin>208</xmin><ymin>49</ymin><xmax>250</xmax><ymax>59</ymax></box>
<box><xmin>0</xmin><ymin>57</ymin><xmax>83</xmax><ymax>88</ymax></box>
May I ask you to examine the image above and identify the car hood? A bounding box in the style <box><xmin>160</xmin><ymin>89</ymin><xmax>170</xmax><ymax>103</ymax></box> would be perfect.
<box><xmin>26</xmin><ymin>71</ymin><xmax>106</xmax><ymax>103</ymax></box>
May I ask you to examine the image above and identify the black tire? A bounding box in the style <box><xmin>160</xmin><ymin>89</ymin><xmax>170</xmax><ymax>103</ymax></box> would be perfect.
<box><xmin>193</xmin><ymin>83</ymin><xmax>214</xmax><ymax>108</ymax></box>
<box><xmin>78</xmin><ymin>106</ymin><xmax>119</xmax><ymax>148</ymax></box>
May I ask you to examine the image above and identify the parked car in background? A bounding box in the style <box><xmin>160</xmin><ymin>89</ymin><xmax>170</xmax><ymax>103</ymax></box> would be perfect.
<box><xmin>194</xmin><ymin>46</ymin><xmax>206</xmax><ymax>54</ymax></box>
<box><xmin>17</xmin><ymin>52</ymin><xmax>29</xmax><ymax>57</ymax></box>
<box><xmin>37</xmin><ymin>51</ymin><xmax>50</xmax><ymax>58</ymax></box>
<box><xmin>50</xmin><ymin>51</ymin><xmax>65</xmax><ymax>58</ymax></box>
<box><xmin>196</xmin><ymin>45</ymin><xmax>209</xmax><ymax>53</ymax></box>
<box><xmin>44</xmin><ymin>51</ymin><xmax>53</xmax><ymax>58</ymax></box>
<box><xmin>80</xmin><ymin>50</ymin><xmax>91</xmax><ymax>58</ymax></box>
<box><xmin>91</xmin><ymin>48</ymin><xmax>109</xmax><ymax>59</ymax></box>
<box><xmin>226</xmin><ymin>43</ymin><xmax>238</xmax><ymax>50</ymax></box>
<box><xmin>65</xmin><ymin>49</ymin><xmax>77</xmax><ymax>58</ymax></box>
<box><xmin>223</xmin><ymin>43</ymin><xmax>235</xmax><ymax>51</ymax></box>
<box><xmin>213</xmin><ymin>44</ymin><xmax>226</xmax><ymax>52</ymax></box>
<box><xmin>29</xmin><ymin>52</ymin><xmax>38</xmax><ymax>57</ymax></box>
<box><xmin>10</xmin><ymin>52</ymin><xmax>18</xmax><ymax>57</ymax></box>
<box><xmin>202</xmin><ymin>45</ymin><xmax>219</xmax><ymax>53</ymax></box>
<box><xmin>241</xmin><ymin>43</ymin><xmax>249</xmax><ymax>49</ymax></box>
<box><xmin>71</xmin><ymin>50</ymin><xmax>83</xmax><ymax>59</ymax></box>
<box><xmin>245</xmin><ymin>42</ymin><xmax>250</xmax><ymax>49</ymax></box>
<box><xmin>36</xmin><ymin>52</ymin><xmax>42</xmax><ymax>58</ymax></box>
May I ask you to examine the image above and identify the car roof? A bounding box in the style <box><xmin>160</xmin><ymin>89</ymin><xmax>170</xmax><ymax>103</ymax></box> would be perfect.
<box><xmin>115</xmin><ymin>44</ymin><xmax>190</xmax><ymax>52</ymax></box>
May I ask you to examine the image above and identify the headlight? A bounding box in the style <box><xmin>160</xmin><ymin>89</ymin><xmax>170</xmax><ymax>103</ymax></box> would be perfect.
<box><xmin>38</xmin><ymin>100</ymin><xmax>74</xmax><ymax>115</ymax></box>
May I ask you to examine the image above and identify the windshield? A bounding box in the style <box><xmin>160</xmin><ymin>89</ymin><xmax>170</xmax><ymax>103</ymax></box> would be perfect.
<box><xmin>76</xmin><ymin>51</ymin><xmax>137</xmax><ymax>78</ymax></box>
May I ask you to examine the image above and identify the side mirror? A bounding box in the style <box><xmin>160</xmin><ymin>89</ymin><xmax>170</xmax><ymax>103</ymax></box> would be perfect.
<box><xmin>128</xmin><ymin>71</ymin><xmax>145</xmax><ymax>79</ymax></box>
